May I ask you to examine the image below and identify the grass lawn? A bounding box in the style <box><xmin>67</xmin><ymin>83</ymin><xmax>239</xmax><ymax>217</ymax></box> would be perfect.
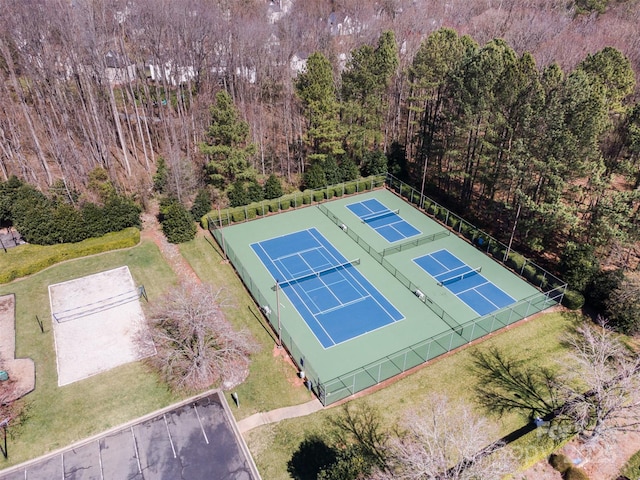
<box><xmin>620</xmin><ymin>449</ymin><xmax>640</xmax><ymax>479</ymax></box>
<box><xmin>179</xmin><ymin>233</ymin><xmax>312</xmax><ymax>418</ymax></box>
<box><xmin>244</xmin><ymin>310</ymin><xmax>580</xmax><ymax>479</ymax></box>
<box><xmin>0</xmin><ymin>240</ymin><xmax>183</xmax><ymax>468</ymax></box>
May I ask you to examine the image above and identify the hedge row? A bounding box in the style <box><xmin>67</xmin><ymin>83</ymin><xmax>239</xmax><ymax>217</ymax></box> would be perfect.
<box><xmin>0</xmin><ymin>227</ymin><xmax>140</xmax><ymax>284</ymax></box>
<box><xmin>202</xmin><ymin>177</ymin><xmax>382</xmax><ymax>229</ymax></box>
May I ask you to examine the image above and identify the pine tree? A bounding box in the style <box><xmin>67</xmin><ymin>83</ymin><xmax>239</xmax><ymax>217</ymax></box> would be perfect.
<box><xmin>263</xmin><ymin>174</ymin><xmax>283</xmax><ymax>200</ymax></box>
<box><xmin>200</xmin><ymin>91</ymin><xmax>256</xmax><ymax>188</ymax></box>
<box><xmin>295</xmin><ymin>52</ymin><xmax>344</xmax><ymax>161</ymax></box>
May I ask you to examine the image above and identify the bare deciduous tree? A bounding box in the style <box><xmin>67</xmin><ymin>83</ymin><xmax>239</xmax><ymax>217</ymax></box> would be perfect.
<box><xmin>370</xmin><ymin>394</ymin><xmax>517</xmax><ymax>480</ymax></box>
<box><xmin>557</xmin><ymin>321</ymin><xmax>640</xmax><ymax>444</ymax></box>
<box><xmin>145</xmin><ymin>283</ymin><xmax>258</xmax><ymax>392</ymax></box>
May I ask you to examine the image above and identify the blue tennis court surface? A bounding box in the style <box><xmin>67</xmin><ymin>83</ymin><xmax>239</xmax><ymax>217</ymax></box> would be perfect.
<box><xmin>347</xmin><ymin>198</ymin><xmax>420</xmax><ymax>242</ymax></box>
<box><xmin>252</xmin><ymin>228</ymin><xmax>403</xmax><ymax>348</ymax></box>
<box><xmin>413</xmin><ymin>249</ymin><xmax>516</xmax><ymax>316</ymax></box>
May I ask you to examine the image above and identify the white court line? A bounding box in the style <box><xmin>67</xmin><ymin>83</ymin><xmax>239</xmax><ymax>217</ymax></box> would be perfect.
<box><xmin>317</xmin><ymin>296</ymin><xmax>369</xmax><ymax>316</ymax></box>
<box><xmin>308</xmin><ymin>228</ymin><xmax>402</xmax><ymax>323</ymax></box>
<box><xmin>435</xmin><ymin>265</ymin><xmax>475</xmax><ymax>282</ymax></box>
<box><xmin>193</xmin><ymin>404</ymin><xmax>209</xmax><ymax>444</ymax></box>
<box><xmin>272</xmin><ymin>246</ymin><xmax>324</xmax><ymax>263</ymax></box>
<box><xmin>163</xmin><ymin>414</ymin><xmax>177</xmax><ymax>459</ymax></box>
<box><xmin>454</xmin><ymin>280</ymin><xmax>491</xmax><ymax>296</ymax></box>
<box><xmin>256</xmin><ymin>241</ymin><xmax>337</xmax><ymax>346</ymax></box>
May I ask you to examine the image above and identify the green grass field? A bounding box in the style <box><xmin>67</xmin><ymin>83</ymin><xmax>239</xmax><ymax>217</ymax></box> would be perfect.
<box><xmin>0</xmin><ymin>240</ymin><xmax>181</xmax><ymax>467</ymax></box>
<box><xmin>244</xmin><ymin>310</ymin><xmax>578</xmax><ymax>479</ymax></box>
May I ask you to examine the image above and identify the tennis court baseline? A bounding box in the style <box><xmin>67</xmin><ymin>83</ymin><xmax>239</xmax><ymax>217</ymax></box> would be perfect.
<box><xmin>413</xmin><ymin>249</ymin><xmax>516</xmax><ymax>316</ymax></box>
<box><xmin>346</xmin><ymin>198</ymin><xmax>420</xmax><ymax>242</ymax></box>
<box><xmin>252</xmin><ymin>228</ymin><xmax>403</xmax><ymax>348</ymax></box>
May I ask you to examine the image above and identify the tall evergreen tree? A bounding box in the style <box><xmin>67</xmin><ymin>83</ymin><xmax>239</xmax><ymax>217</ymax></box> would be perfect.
<box><xmin>341</xmin><ymin>31</ymin><xmax>399</xmax><ymax>162</ymax></box>
<box><xmin>295</xmin><ymin>52</ymin><xmax>344</xmax><ymax>162</ymax></box>
<box><xmin>200</xmin><ymin>91</ymin><xmax>256</xmax><ymax>189</ymax></box>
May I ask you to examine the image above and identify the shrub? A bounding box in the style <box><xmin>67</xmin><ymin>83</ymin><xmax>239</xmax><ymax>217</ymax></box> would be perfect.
<box><xmin>280</xmin><ymin>199</ymin><xmax>291</xmax><ymax>210</ymax></box>
<box><xmin>448</xmin><ymin>217</ymin><xmax>460</xmax><ymax>231</ymax></box>
<box><xmin>436</xmin><ymin>208</ymin><xmax>448</xmax><ymax>222</ymax></box>
<box><xmin>357</xmin><ymin>181</ymin><xmax>368</xmax><ymax>192</ymax></box>
<box><xmin>523</xmin><ymin>264</ymin><xmax>538</xmax><ymax>282</ymax></box>
<box><xmin>491</xmin><ymin>245</ymin><xmax>505</xmax><ymax>261</ymax></box>
<box><xmin>264</xmin><ymin>174</ymin><xmax>283</xmax><ymax>200</ymax></box>
<box><xmin>562</xmin><ymin>290</ymin><xmax>585</xmax><ymax>310</ymax></box>
<box><xmin>190</xmin><ymin>189</ymin><xmax>211</xmax><ymax>221</ymax></box>
<box><xmin>247</xmin><ymin>181</ymin><xmax>264</xmax><ymax>203</ymax></box>
<box><xmin>549</xmin><ymin>454</ymin><xmax>572</xmax><ymax>474</ymax></box>
<box><xmin>506</xmin><ymin>252</ymin><xmax>525</xmax><ymax>272</ymax></box>
<box><xmin>227</xmin><ymin>180</ymin><xmax>249</xmax><ymax>207</ymax></box>
<box><xmin>333</xmin><ymin>187</ymin><xmax>343</xmax><ymax>197</ymax></box>
<box><xmin>160</xmin><ymin>201</ymin><xmax>197</xmax><ymax>243</ymax></box>
<box><xmin>559</xmin><ymin>242</ymin><xmax>599</xmax><ymax>293</ymax></box>
<box><xmin>246</xmin><ymin>207</ymin><xmax>257</xmax><ymax>219</ymax></box>
<box><xmin>269</xmin><ymin>201</ymin><xmax>280</xmax><ymax>213</ymax></box>
<box><xmin>313</xmin><ymin>191</ymin><xmax>324</xmax><ymax>202</ymax></box>
<box><xmin>344</xmin><ymin>183</ymin><xmax>357</xmax><ymax>195</ymax></box>
<box><xmin>565</xmin><ymin>466</ymin><xmax>590</xmax><ymax>480</ymax></box>
<box><xmin>535</xmin><ymin>273</ymin><xmax>549</xmax><ymax>289</ymax></box>
<box><xmin>303</xmin><ymin>163</ymin><xmax>327</xmax><ymax>189</ymax></box>
<box><xmin>0</xmin><ymin>228</ymin><xmax>140</xmax><ymax>284</ymax></box>
<box><xmin>325</xmin><ymin>189</ymin><xmax>334</xmax><ymax>200</ymax></box>
<box><xmin>585</xmin><ymin>268</ymin><xmax>624</xmax><ymax>311</ymax></box>
<box><xmin>230</xmin><ymin>208</ymin><xmax>244</xmax><ymax>222</ymax></box>
<box><xmin>302</xmin><ymin>193</ymin><xmax>312</xmax><ymax>204</ymax></box>
<box><xmin>427</xmin><ymin>203</ymin><xmax>439</xmax><ymax>216</ymax></box>
<box><xmin>255</xmin><ymin>204</ymin><xmax>265</xmax><ymax>216</ymax></box>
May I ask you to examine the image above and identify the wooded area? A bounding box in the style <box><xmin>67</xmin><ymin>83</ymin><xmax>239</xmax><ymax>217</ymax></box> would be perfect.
<box><xmin>1</xmin><ymin>0</ymin><xmax>640</xmax><ymax>268</ymax></box>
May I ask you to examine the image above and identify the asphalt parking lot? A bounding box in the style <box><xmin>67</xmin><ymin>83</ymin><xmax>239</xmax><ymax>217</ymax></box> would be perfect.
<box><xmin>0</xmin><ymin>390</ymin><xmax>260</xmax><ymax>480</ymax></box>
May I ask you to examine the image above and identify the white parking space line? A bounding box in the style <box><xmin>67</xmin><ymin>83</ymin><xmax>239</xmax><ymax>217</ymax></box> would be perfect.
<box><xmin>131</xmin><ymin>426</ymin><xmax>142</xmax><ymax>474</ymax></box>
<box><xmin>98</xmin><ymin>444</ymin><xmax>105</xmax><ymax>480</ymax></box>
<box><xmin>163</xmin><ymin>414</ymin><xmax>177</xmax><ymax>458</ymax></box>
<box><xmin>193</xmin><ymin>405</ymin><xmax>209</xmax><ymax>445</ymax></box>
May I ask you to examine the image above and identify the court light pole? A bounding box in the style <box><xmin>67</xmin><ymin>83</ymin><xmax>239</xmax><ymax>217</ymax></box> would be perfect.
<box><xmin>217</xmin><ymin>204</ymin><xmax>228</xmax><ymax>263</ymax></box>
<box><xmin>275</xmin><ymin>280</ymin><xmax>282</xmax><ymax>348</ymax></box>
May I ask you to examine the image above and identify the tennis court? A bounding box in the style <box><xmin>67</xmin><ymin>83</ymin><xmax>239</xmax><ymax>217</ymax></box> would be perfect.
<box><xmin>414</xmin><ymin>249</ymin><xmax>516</xmax><ymax>316</ymax></box>
<box><xmin>252</xmin><ymin>228</ymin><xmax>403</xmax><ymax>348</ymax></box>
<box><xmin>210</xmin><ymin>187</ymin><xmax>564</xmax><ymax>404</ymax></box>
<box><xmin>347</xmin><ymin>198</ymin><xmax>420</xmax><ymax>242</ymax></box>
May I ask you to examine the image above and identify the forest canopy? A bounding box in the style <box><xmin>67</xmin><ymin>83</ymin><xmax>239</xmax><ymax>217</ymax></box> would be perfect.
<box><xmin>0</xmin><ymin>0</ymin><xmax>639</xmax><ymax>267</ymax></box>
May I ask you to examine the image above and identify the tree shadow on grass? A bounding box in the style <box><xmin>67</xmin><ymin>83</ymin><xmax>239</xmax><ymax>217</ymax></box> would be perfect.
<box><xmin>471</xmin><ymin>346</ymin><xmax>562</xmax><ymax>420</ymax></box>
<box><xmin>287</xmin><ymin>434</ymin><xmax>337</xmax><ymax>480</ymax></box>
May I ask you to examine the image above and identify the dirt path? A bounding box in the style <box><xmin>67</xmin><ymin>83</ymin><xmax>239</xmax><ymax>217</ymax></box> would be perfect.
<box><xmin>140</xmin><ymin>208</ymin><xmax>201</xmax><ymax>285</ymax></box>
<box><xmin>0</xmin><ymin>294</ymin><xmax>35</xmax><ymax>403</ymax></box>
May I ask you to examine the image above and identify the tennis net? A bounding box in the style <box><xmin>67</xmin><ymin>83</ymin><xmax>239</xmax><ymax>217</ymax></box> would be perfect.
<box><xmin>437</xmin><ymin>267</ymin><xmax>482</xmax><ymax>286</ymax></box>
<box><xmin>361</xmin><ymin>209</ymin><xmax>399</xmax><ymax>223</ymax></box>
<box><xmin>277</xmin><ymin>258</ymin><xmax>360</xmax><ymax>288</ymax></box>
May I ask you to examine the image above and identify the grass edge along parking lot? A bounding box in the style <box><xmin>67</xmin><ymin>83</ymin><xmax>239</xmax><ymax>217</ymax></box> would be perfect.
<box><xmin>0</xmin><ymin>240</ymin><xmax>181</xmax><ymax>468</ymax></box>
<box><xmin>244</xmin><ymin>310</ymin><xmax>577</xmax><ymax>480</ymax></box>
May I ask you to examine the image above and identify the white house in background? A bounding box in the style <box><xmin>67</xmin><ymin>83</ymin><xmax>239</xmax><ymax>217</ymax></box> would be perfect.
<box><xmin>289</xmin><ymin>52</ymin><xmax>308</xmax><ymax>76</ymax></box>
<box><xmin>104</xmin><ymin>51</ymin><xmax>137</xmax><ymax>85</ymax></box>
<box><xmin>327</xmin><ymin>11</ymin><xmax>365</xmax><ymax>36</ymax></box>
<box><xmin>267</xmin><ymin>0</ymin><xmax>293</xmax><ymax>24</ymax></box>
<box><xmin>146</xmin><ymin>61</ymin><xmax>196</xmax><ymax>86</ymax></box>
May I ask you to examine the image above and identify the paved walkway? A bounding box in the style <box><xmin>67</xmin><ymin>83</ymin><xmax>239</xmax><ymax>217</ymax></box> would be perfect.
<box><xmin>237</xmin><ymin>399</ymin><xmax>324</xmax><ymax>433</ymax></box>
